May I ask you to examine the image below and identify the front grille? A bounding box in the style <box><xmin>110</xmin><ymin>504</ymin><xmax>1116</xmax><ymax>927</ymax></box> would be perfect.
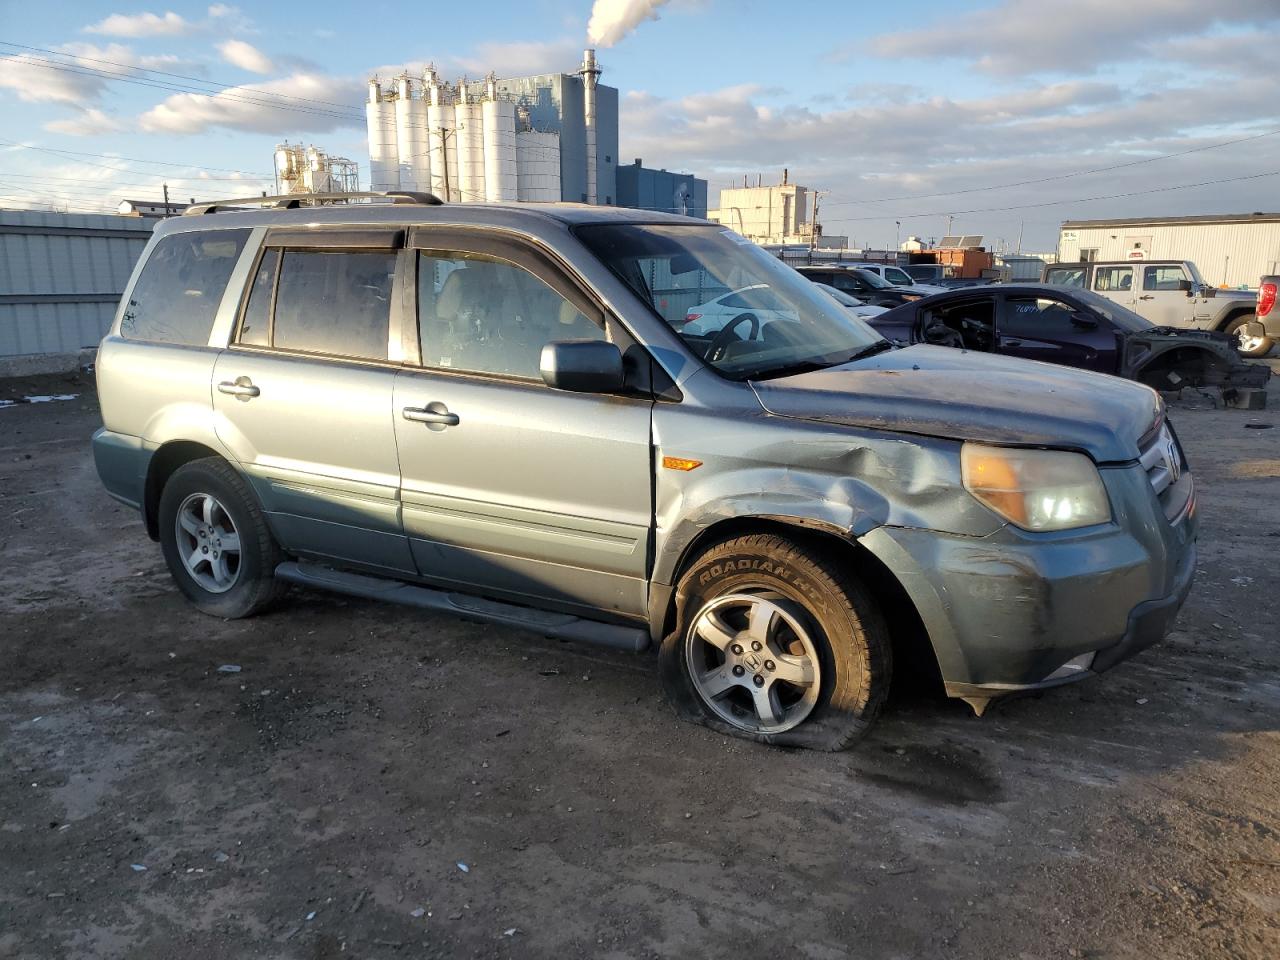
<box><xmin>1138</xmin><ymin>422</ymin><xmax>1191</xmax><ymax>520</ymax></box>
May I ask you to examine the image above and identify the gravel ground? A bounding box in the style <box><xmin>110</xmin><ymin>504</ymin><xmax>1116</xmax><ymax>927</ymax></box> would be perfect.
<box><xmin>0</xmin><ymin>369</ymin><xmax>1277</xmax><ymax>960</ymax></box>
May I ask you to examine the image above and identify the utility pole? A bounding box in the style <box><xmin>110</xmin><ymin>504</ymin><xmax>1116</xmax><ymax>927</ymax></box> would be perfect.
<box><xmin>809</xmin><ymin>191</ymin><xmax>824</xmax><ymax>261</ymax></box>
<box><xmin>946</xmin><ymin>214</ymin><xmax>954</xmax><ymax>237</ymax></box>
<box><xmin>894</xmin><ymin>220</ymin><xmax>901</xmax><ymax>252</ymax></box>
<box><xmin>438</xmin><ymin>127</ymin><xmax>454</xmax><ymax>202</ymax></box>
<box><xmin>162</xmin><ymin>183</ymin><xmax>171</xmax><ymax>218</ymax></box>
<box><xmin>1016</xmin><ymin>219</ymin><xmax>1024</xmax><ymax>255</ymax></box>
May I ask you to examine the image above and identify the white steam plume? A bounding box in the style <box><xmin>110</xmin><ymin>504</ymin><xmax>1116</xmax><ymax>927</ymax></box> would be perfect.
<box><xmin>587</xmin><ymin>0</ymin><xmax>673</xmax><ymax>47</ymax></box>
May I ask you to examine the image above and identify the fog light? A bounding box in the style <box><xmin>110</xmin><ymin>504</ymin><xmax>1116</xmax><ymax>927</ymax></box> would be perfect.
<box><xmin>1043</xmin><ymin>652</ymin><xmax>1096</xmax><ymax>682</ymax></box>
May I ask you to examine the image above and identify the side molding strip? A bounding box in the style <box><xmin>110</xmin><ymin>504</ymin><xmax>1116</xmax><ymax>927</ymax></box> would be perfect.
<box><xmin>275</xmin><ymin>561</ymin><xmax>650</xmax><ymax>653</ymax></box>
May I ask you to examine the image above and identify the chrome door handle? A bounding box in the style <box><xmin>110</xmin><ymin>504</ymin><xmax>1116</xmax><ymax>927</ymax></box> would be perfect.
<box><xmin>218</xmin><ymin>378</ymin><xmax>260</xmax><ymax>399</ymax></box>
<box><xmin>402</xmin><ymin>404</ymin><xmax>459</xmax><ymax>427</ymax></box>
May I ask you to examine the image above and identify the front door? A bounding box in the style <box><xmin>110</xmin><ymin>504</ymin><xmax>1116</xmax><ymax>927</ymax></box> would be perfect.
<box><xmin>997</xmin><ymin>293</ymin><xmax>1118</xmax><ymax>374</ymax></box>
<box><xmin>212</xmin><ymin>229</ymin><xmax>415</xmax><ymax>574</ymax></box>
<box><xmin>1091</xmin><ymin>264</ymin><xmax>1137</xmax><ymax>312</ymax></box>
<box><xmin>1135</xmin><ymin>263</ymin><xmax>1194</xmax><ymax>328</ymax></box>
<box><xmin>393</xmin><ymin>230</ymin><xmax>654</xmax><ymax>617</ymax></box>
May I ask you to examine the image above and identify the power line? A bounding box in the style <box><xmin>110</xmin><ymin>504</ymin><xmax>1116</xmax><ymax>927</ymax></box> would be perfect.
<box><xmin>821</xmin><ymin>169</ymin><xmax>1280</xmax><ymax>225</ymax></box>
<box><xmin>0</xmin><ymin>40</ymin><xmax>364</xmax><ymax>112</ymax></box>
<box><xmin>0</xmin><ymin>138</ymin><xmax>271</xmax><ymax>177</ymax></box>
<box><xmin>820</xmin><ymin>126</ymin><xmax>1280</xmax><ymax>209</ymax></box>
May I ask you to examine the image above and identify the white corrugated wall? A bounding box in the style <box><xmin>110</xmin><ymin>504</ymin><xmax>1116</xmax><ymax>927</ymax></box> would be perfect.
<box><xmin>1058</xmin><ymin>220</ymin><xmax>1280</xmax><ymax>288</ymax></box>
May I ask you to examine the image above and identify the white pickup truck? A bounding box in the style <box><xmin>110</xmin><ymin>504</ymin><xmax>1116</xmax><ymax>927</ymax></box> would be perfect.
<box><xmin>1044</xmin><ymin>259</ymin><xmax>1273</xmax><ymax>357</ymax></box>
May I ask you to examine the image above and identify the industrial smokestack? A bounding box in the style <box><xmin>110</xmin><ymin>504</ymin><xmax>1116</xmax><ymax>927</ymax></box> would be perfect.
<box><xmin>587</xmin><ymin>0</ymin><xmax>673</xmax><ymax>47</ymax></box>
<box><xmin>580</xmin><ymin>48</ymin><xmax>600</xmax><ymax>204</ymax></box>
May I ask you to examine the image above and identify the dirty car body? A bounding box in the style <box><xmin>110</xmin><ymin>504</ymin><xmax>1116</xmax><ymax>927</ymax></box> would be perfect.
<box><xmin>92</xmin><ymin>201</ymin><xmax>1198</xmax><ymax>745</ymax></box>
<box><xmin>869</xmin><ymin>284</ymin><xmax>1270</xmax><ymax>395</ymax></box>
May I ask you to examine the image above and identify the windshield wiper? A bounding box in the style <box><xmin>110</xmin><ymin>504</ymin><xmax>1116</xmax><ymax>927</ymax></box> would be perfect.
<box><xmin>747</xmin><ymin>341</ymin><xmax>892</xmax><ymax>381</ymax></box>
<box><xmin>844</xmin><ymin>340</ymin><xmax>894</xmax><ymax>363</ymax></box>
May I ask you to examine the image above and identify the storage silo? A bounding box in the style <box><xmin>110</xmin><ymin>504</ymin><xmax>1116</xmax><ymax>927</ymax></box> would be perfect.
<box><xmin>516</xmin><ymin>131</ymin><xmax>561</xmax><ymax>202</ymax></box>
<box><xmin>424</xmin><ymin>67</ymin><xmax>453</xmax><ymax>201</ymax></box>
<box><xmin>454</xmin><ymin>84</ymin><xmax>486</xmax><ymax>203</ymax></box>
<box><xmin>482</xmin><ymin>77</ymin><xmax>518</xmax><ymax>202</ymax></box>
<box><xmin>365</xmin><ymin>78</ymin><xmax>400</xmax><ymax>191</ymax></box>
<box><xmin>394</xmin><ymin>75</ymin><xmax>431</xmax><ymax>192</ymax></box>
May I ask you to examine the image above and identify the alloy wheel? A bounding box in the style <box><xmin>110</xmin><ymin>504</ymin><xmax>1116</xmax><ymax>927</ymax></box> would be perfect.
<box><xmin>686</xmin><ymin>591</ymin><xmax>821</xmax><ymax>735</ymax></box>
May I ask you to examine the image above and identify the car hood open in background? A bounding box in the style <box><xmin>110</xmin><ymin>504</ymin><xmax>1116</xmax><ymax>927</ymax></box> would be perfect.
<box><xmin>750</xmin><ymin>344</ymin><xmax>1161</xmax><ymax>463</ymax></box>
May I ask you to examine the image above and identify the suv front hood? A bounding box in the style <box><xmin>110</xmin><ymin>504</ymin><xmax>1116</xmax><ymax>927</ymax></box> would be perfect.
<box><xmin>750</xmin><ymin>344</ymin><xmax>1161</xmax><ymax>463</ymax></box>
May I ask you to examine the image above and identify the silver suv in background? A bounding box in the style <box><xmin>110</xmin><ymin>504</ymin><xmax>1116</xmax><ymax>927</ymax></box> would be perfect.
<box><xmin>93</xmin><ymin>195</ymin><xmax>1198</xmax><ymax>750</ymax></box>
<box><xmin>1044</xmin><ymin>259</ymin><xmax>1271</xmax><ymax>357</ymax></box>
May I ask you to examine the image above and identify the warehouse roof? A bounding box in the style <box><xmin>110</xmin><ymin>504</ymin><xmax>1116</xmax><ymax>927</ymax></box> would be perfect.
<box><xmin>1062</xmin><ymin>212</ymin><xmax>1280</xmax><ymax>229</ymax></box>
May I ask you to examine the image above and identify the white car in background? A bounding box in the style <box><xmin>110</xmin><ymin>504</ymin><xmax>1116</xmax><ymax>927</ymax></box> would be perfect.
<box><xmin>683</xmin><ymin>284</ymin><xmax>797</xmax><ymax>336</ymax></box>
<box><xmin>857</xmin><ymin>263</ymin><xmax>948</xmax><ymax>295</ymax></box>
<box><xmin>813</xmin><ymin>283</ymin><xmax>889</xmax><ymax>320</ymax></box>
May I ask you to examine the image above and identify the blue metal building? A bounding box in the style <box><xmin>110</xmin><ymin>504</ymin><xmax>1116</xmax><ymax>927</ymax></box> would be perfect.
<box><xmin>616</xmin><ymin>159</ymin><xmax>708</xmax><ymax>219</ymax></box>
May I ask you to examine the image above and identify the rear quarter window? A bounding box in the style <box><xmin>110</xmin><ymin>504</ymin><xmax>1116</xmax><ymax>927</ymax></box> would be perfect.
<box><xmin>120</xmin><ymin>229</ymin><xmax>249</xmax><ymax>345</ymax></box>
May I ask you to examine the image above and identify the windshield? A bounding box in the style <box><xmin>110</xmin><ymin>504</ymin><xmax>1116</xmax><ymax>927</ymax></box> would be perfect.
<box><xmin>1072</xmin><ymin>289</ymin><xmax>1151</xmax><ymax>331</ymax></box>
<box><xmin>576</xmin><ymin>224</ymin><xmax>885</xmax><ymax>380</ymax></box>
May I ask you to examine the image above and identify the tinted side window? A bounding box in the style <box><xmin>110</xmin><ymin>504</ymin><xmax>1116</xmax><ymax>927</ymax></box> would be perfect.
<box><xmin>272</xmin><ymin>250</ymin><xmax>395</xmax><ymax>360</ymax></box>
<box><xmin>830</xmin><ymin>273</ymin><xmax>867</xmax><ymax>293</ymax></box>
<box><xmin>237</xmin><ymin>249</ymin><xmax>278</xmax><ymax>347</ymax></box>
<box><xmin>884</xmin><ymin>267</ymin><xmax>913</xmax><ymax>285</ymax></box>
<box><xmin>1002</xmin><ymin>297</ymin><xmax>1083</xmax><ymax>337</ymax></box>
<box><xmin>1093</xmin><ymin>266</ymin><xmax>1133</xmax><ymax>292</ymax></box>
<box><xmin>121</xmin><ymin>229</ymin><xmax>249</xmax><ymax>344</ymax></box>
<box><xmin>1143</xmin><ymin>265</ymin><xmax>1186</xmax><ymax>291</ymax></box>
<box><xmin>721</xmin><ymin>287</ymin><xmax>788</xmax><ymax>311</ymax></box>
<box><xmin>1044</xmin><ymin>266</ymin><xmax>1085</xmax><ymax>287</ymax></box>
<box><xmin>417</xmin><ymin>251</ymin><xmax>605</xmax><ymax>379</ymax></box>
<box><xmin>920</xmin><ymin>297</ymin><xmax>995</xmax><ymax>350</ymax></box>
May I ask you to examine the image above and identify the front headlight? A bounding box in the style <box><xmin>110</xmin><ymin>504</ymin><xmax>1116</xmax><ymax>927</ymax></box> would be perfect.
<box><xmin>961</xmin><ymin>443</ymin><xmax>1110</xmax><ymax>531</ymax></box>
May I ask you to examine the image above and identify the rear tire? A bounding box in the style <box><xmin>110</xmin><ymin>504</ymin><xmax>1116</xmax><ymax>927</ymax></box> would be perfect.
<box><xmin>1224</xmin><ymin>315</ymin><xmax>1273</xmax><ymax>358</ymax></box>
<box><xmin>158</xmin><ymin>457</ymin><xmax>283</xmax><ymax>619</ymax></box>
<box><xmin>659</xmin><ymin>534</ymin><xmax>892</xmax><ymax>751</ymax></box>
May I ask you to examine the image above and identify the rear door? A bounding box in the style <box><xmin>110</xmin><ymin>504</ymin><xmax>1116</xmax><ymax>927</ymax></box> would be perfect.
<box><xmin>997</xmin><ymin>293</ymin><xmax>1119</xmax><ymax>373</ymax></box>
<box><xmin>212</xmin><ymin>227</ymin><xmax>415</xmax><ymax>573</ymax></box>
<box><xmin>393</xmin><ymin>228</ymin><xmax>654</xmax><ymax>617</ymax></box>
<box><xmin>1136</xmin><ymin>263</ymin><xmax>1193</xmax><ymax>328</ymax></box>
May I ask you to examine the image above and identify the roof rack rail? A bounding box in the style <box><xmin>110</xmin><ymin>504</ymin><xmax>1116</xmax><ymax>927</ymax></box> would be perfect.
<box><xmin>183</xmin><ymin>190</ymin><xmax>444</xmax><ymax>216</ymax></box>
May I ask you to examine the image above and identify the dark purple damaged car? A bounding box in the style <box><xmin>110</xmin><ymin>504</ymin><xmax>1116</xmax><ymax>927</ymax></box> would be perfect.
<box><xmin>869</xmin><ymin>284</ymin><xmax>1270</xmax><ymax>398</ymax></box>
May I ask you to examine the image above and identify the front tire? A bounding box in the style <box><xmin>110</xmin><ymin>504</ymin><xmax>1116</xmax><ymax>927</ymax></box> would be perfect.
<box><xmin>158</xmin><ymin>457</ymin><xmax>283</xmax><ymax>618</ymax></box>
<box><xmin>659</xmin><ymin>534</ymin><xmax>892</xmax><ymax>751</ymax></box>
<box><xmin>1224</xmin><ymin>315</ymin><xmax>1274</xmax><ymax>358</ymax></box>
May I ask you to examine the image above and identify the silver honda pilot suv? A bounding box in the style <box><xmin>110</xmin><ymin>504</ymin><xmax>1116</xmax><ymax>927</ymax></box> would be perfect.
<box><xmin>93</xmin><ymin>196</ymin><xmax>1198</xmax><ymax>750</ymax></box>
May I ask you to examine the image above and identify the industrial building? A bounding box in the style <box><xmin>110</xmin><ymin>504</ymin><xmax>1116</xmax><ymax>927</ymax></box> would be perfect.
<box><xmin>117</xmin><ymin>198</ymin><xmax>190</xmax><ymax>218</ymax></box>
<box><xmin>273</xmin><ymin>143</ymin><xmax>359</xmax><ymax>195</ymax></box>
<box><xmin>1</xmin><ymin>210</ymin><xmax>153</xmax><ymax>358</ymax></box>
<box><xmin>615</xmin><ymin>159</ymin><xmax>707</xmax><ymax>218</ymax></box>
<box><xmin>1059</xmin><ymin>213</ymin><xmax>1280</xmax><ymax>288</ymax></box>
<box><xmin>708</xmin><ymin>173</ymin><xmax>845</xmax><ymax>247</ymax></box>
<box><xmin>365</xmin><ymin>50</ymin><xmax>618</xmax><ymax>205</ymax></box>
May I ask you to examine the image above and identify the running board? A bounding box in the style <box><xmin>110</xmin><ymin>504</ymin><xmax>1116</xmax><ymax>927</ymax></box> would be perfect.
<box><xmin>275</xmin><ymin>561</ymin><xmax>650</xmax><ymax>653</ymax></box>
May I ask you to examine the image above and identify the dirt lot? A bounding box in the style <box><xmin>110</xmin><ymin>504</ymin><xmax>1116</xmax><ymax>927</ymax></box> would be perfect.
<box><xmin>1</xmin><ymin>369</ymin><xmax>1278</xmax><ymax>960</ymax></box>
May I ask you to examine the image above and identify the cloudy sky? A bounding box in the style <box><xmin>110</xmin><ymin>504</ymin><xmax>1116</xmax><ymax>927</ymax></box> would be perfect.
<box><xmin>2</xmin><ymin>0</ymin><xmax>1279</xmax><ymax>250</ymax></box>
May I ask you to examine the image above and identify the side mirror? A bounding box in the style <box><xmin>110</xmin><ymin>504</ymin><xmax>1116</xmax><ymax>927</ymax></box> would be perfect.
<box><xmin>540</xmin><ymin>340</ymin><xmax>626</xmax><ymax>393</ymax></box>
<box><xmin>1176</xmin><ymin>279</ymin><xmax>1194</xmax><ymax>294</ymax></box>
<box><xmin>1070</xmin><ymin>313</ymin><xmax>1099</xmax><ymax>329</ymax></box>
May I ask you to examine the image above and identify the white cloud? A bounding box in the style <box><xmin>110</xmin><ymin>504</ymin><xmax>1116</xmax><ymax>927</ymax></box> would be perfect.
<box><xmin>43</xmin><ymin>108</ymin><xmax>125</xmax><ymax>136</ymax></box>
<box><xmin>137</xmin><ymin>71</ymin><xmax>362</xmax><ymax>135</ymax></box>
<box><xmin>219</xmin><ymin>39</ymin><xmax>273</xmax><ymax>75</ymax></box>
<box><xmin>84</xmin><ymin>10</ymin><xmax>195</xmax><ymax>38</ymax></box>
<box><xmin>869</xmin><ymin>0</ymin><xmax>1280</xmax><ymax>76</ymax></box>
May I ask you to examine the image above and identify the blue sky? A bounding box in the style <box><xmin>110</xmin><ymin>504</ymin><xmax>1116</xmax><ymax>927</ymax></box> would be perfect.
<box><xmin>2</xmin><ymin>0</ymin><xmax>1279</xmax><ymax>249</ymax></box>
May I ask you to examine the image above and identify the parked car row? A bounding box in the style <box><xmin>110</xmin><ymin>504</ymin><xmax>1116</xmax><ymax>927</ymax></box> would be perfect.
<box><xmin>94</xmin><ymin>200</ymin><xmax>1201</xmax><ymax>752</ymax></box>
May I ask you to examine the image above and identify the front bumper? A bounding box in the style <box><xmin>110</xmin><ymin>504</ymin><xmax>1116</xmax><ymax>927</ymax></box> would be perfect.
<box><xmin>860</xmin><ymin>464</ymin><xmax>1198</xmax><ymax>699</ymax></box>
